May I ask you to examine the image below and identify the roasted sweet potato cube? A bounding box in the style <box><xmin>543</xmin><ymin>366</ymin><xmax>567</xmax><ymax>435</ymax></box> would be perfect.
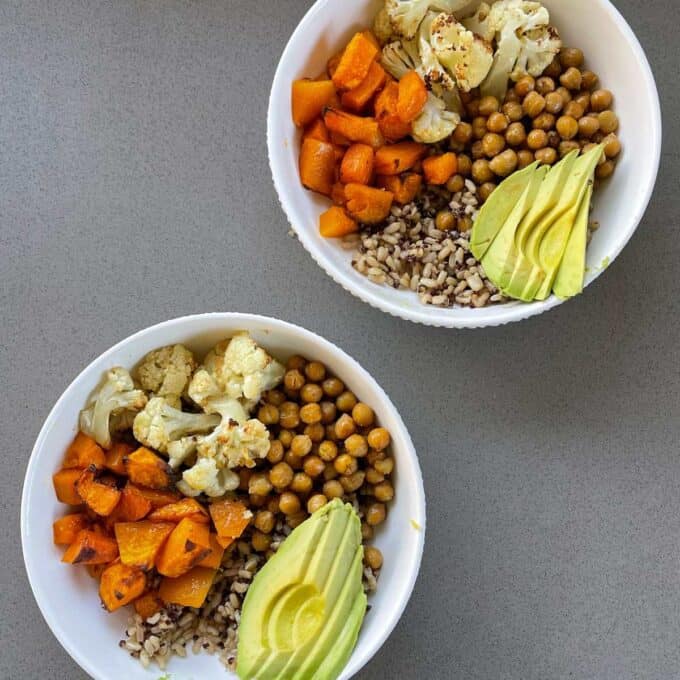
<box><xmin>105</xmin><ymin>441</ymin><xmax>135</xmax><ymax>476</ymax></box>
<box><xmin>155</xmin><ymin>518</ymin><xmax>211</xmax><ymax>578</ymax></box>
<box><xmin>209</xmin><ymin>499</ymin><xmax>252</xmax><ymax>539</ymax></box>
<box><xmin>53</xmin><ymin>469</ymin><xmax>84</xmax><ymax>505</ymax></box>
<box><xmin>99</xmin><ymin>562</ymin><xmax>146</xmax><ymax>612</ymax></box>
<box><xmin>115</xmin><ymin>521</ymin><xmax>176</xmax><ymax>571</ymax></box>
<box><xmin>159</xmin><ymin>566</ymin><xmax>216</xmax><ymax>608</ymax></box>
<box><xmin>198</xmin><ymin>534</ymin><xmax>226</xmax><ymax>569</ymax></box>
<box><xmin>75</xmin><ymin>467</ymin><xmax>121</xmax><ymax>516</ymax></box>
<box><xmin>86</xmin><ymin>563</ymin><xmax>109</xmax><ymax>580</ymax></box>
<box><xmin>134</xmin><ymin>591</ymin><xmax>165</xmax><ymax>620</ymax></box>
<box><xmin>135</xmin><ymin>487</ymin><xmax>182</xmax><ymax>509</ymax></box>
<box><xmin>53</xmin><ymin>513</ymin><xmax>90</xmax><ymax>546</ymax></box>
<box><xmin>341</xmin><ymin>62</ymin><xmax>387</xmax><ymax>112</ymax></box>
<box><xmin>148</xmin><ymin>498</ymin><xmax>210</xmax><ymax>524</ymax></box>
<box><xmin>63</xmin><ymin>432</ymin><xmax>106</xmax><ymax>469</ymax></box>
<box><xmin>125</xmin><ymin>448</ymin><xmax>172</xmax><ymax>490</ymax></box>
<box><xmin>332</xmin><ymin>32</ymin><xmax>379</xmax><ymax>91</ymax></box>
<box><xmin>109</xmin><ymin>484</ymin><xmax>153</xmax><ymax>524</ymax></box>
<box><xmin>292</xmin><ymin>79</ymin><xmax>337</xmax><ymax>127</ymax></box>
<box><xmin>62</xmin><ymin>529</ymin><xmax>119</xmax><ymax>564</ymax></box>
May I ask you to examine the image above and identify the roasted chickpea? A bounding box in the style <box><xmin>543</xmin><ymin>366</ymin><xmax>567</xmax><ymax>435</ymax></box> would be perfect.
<box><xmin>340</xmin><ymin>471</ymin><xmax>366</xmax><ymax>493</ymax></box>
<box><xmin>590</xmin><ymin>89</ymin><xmax>613</xmax><ymax>112</ymax></box>
<box><xmin>345</xmin><ymin>433</ymin><xmax>369</xmax><ymax>458</ymax></box>
<box><xmin>517</xmin><ymin>149</ymin><xmax>535</xmax><ymax>169</ymax></box>
<box><xmin>284</xmin><ymin>450</ymin><xmax>304</xmax><ymax>470</ymax></box>
<box><xmin>544</xmin><ymin>91</ymin><xmax>564</xmax><ymax>115</ymax></box>
<box><xmin>564</xmin><ymin>101</ymin><xmax>585</xmax><ymax>120</ymax></box>
<box><xmin>547</xmin><ymin>131</ymin><xmax>561</xmax><ymax>149</ymax></box>
<box><xmin>446</xmin><ymin>174</ymin><xmax>465</xmax><ymax>194</ymax></box>
<box><xmin>239</xmin><ymin>468</ymin><xmax>252</xmax><ymax>491</ymax></box>
<box><xmin>535</xmin><ymin>147</ymin><xmax>557</xmax><ymax>165</ymax></box>
<box><xmin>336</xmin><ymin>391</ymin><xmax>357</xmax><ymax>412</ymax></box>
<box><xmin>307</xmin><ymin>494</ymin><xmax>328</xmax><ymax>514</ymax></box>
<box><xmin>249</xmin><ymin>472</ymin><xmax>273</xmax><ymax>497</ymax></box>
<box><xmin>303</xmin><ymin>422</ymin><xmax>325</xmax><ymax>442</ymax></box>
<box><xmin>252</xmin><ymin>530</ymin><xmax>271</xmax><ymax>552</ymax></box>
<box><xmin>325</xmin><ymin>424</ymin><xmax>339</xmax><ymax>442</ymax></box>
<box><xmin>279</xmin><ymin>491</ymin><xmax>301</xmax><ymax>515</ymax></box>
<box><xmin>578</xmin><ymin>115</ymin><xmax>600</xmax><ymax>138</ymax></box>
<box><xmin>466</xmin><ymin>98</ymin><xmax>481</xmax><ymax>117</ymax></box>
<box><xmin>504</xmin><ymin>88</ymin><xmax>520</xmax><ymax>104</ymax></box>
<box><xmin>374</xmin><ymin>457</ymin><xmax>394</xmax><ymax>476</ymax></box>
<box><xmin>560</xmin><ymin>67</ymin><xmax>582</xmax><ymax>91</ymax></box>
<box><xmin>471</xmin><ymin>140</ymin><xmax>485</xmax><ymax>160</ymax></box>
<box><xmin>265</xmin><ymin>389</ymin><xmax>286</xmax><ymax>406</ymax></box>
<box><xmin>527</xmin><ymin>129</ymin><xmax>548</xmax><ymax>150</ymax></box>
<box><xmin>596</xmin><ymin>160</ymin><xmax>615</xmax><ymax>180</ymax></box>
<box><xmin>267</xmin><ymin>439</ymin><xmax>285</xmax><ymax>464</ymax></box>
<box><xmin>284</xmin><ymin>369</ymin><xmax>305</xmax><ymax>392</ymax></box>
<box><xmin>323</xmin><ymin>465</ymin><xmax>338</xmax><ymax>481</ymax></box>
<box><xmin>535</xmin><ymin>76</ymin><xmax>556</xmax><ymax>95</ymax></box>
<box><xmin>254</xmin><ymin>510</ymin><xmax>275</xmax><ymax>534</ymax></box>
<box><xmin>556</xmin><ymin>86</ymin><xmax>572</xmax><ymax>104</ymax></box>
<box><xmin>334</xmin><ymin>413</ymin><xmax>356</xmax><ymax>440</ymax></box>
<box><xmin>323</xmin><ymin>480</ymin><xmax>344</xmax><ymax>499</ymax></box>
<box><xmin>361</xmin><ymin>522</ymin><xmax>374</xmax><ymax>540</ymax></box>
<box><xmin>457</xmin><ymin>216</ymin><xmax>473</xmax><ymax>233</ymax></box>
<box><xmin>279</xmin><ymin>402</ymin><xmax>300</xmax><ymax>429</ymax></box>
<box><xmin>472</xmin><ymin>116</ymin><xmax>488</xmax><ymax>140</ymax></box>
<box><xmin>556</xmin><ymin>115</ymin><xmax>579</xmax><ymax>140</ymax></box>
<box><xmin>487</xmin><ymin>112</ymin><xmax>509</xmax><ymax>133</ymax></box>
<box><xmin>489</xmin><ymin>149</ymin><xmax>518</xmax><ymax>178</ymax></box>
<box><xmin>581</xmin><ymin>70</ymin><xmax>599</xmax><ymax>90</ymax></box>
<box><xmin>544</xmin><ymin>56</ymin><xmax>562</xmax><ymax>79</ymax></box>
<box><xmin>559</xmin><ymin>140</ymin><xmax>581</xmax><ymax>157</ymax></box>
<box><xmin>603</xmin><ymin>133</ymin><xmax>621</xmax><ymax>158</ymax></box>
<box><xmin>286</xmin><ymin>355</ymin><xmax>306</xmax><ymax>371</ymax></box>
<box><xmin>472</xmin><ymin>159</ymin><xmax>494</xmax><ymax>183</ymax></box>
<box><xmin>300</xmin><ymin>402</ymin><xmax>322</xmax><ymax>425</ymax></box>
<box><xmin>334</xmin><ymin>453</ymin><xmax>358</xmax><ymax>476</ymax></box>
<box><xmin>319</xmin><ymin>401</ymin><xmax>337</xmax><ymax>424</ymax></box>
<box><xmin>522</xmin><ymin>91</ymin><xmax>546</xmax><ymax>118</ymax></box>
<box><xmin>367</xmin><ymin>427</ymin><xmax>390</xmax><ymax>451</ymax></box>
<box><xmin>514</xmin><ymin>75</ymin><xmax>535</xmax><ymax>98</ymax></box>
<box><xmin>257</xmin><ymin>403</ymin><xmax>279</xmax><ymax>426</ymax></box>
<box><xmin>366</xmin><ymin>502</ymin><xmax>387</xmax><ymax>526</ymax></box>
<box><xmin>269</xmin><ymin>462</ymin><xmax>294</xmax><ymax>490</ymax></box>
<box><xmin>286</xmin><ymin>512</ymin><xmax>308</xmax><ymax>529</ymax></box>
<box><xmin>367</xmin><ymin>449</ymin><xmax>385</xmax><ymax>466</ymax></box>
<box><xmin>533</xmin><ymin>112</ymin><xmax>556</xmax><ymax>131</ymax></box>
<box><xmin>300</xmin><ymin>383</ymin><xmax>323</xmax><ymax>403</ymax></box>
<box><xmin>574</xmin><ymin>92</ymin><xmax>591</xmax><ymax>113</ymax></box>
<box><xmin>478</xmin><ymin>95</ymin><xmax>500</xmax><ymax>116</ymax></box>
<box><xmin>505</xmin><ymin>122</ymin><xmax>527</xmax><ymax>147</ymax></box>
<box><xmin>278</xmin><ymin>429</ymin><xmax>294</xmax><ymax>448</ymax></box>
<box><xmin>304</xmin><ymin>361</ymin><xmax>326</xmax><ymax>382</ymax></box>
<box><xmin>364</xmin><ymin>546</ymin><xmax>384</xmax><ymax>570</ymax></box>
<box><xmin>453</xmin><ymin>121</ymin><xmax>473</xmax><ymax>145</ymax></box>
<box><xmin>290</xmin><ymin>472</ymin><xmax>313</xmax><ymax>494</ymax></box>
<box><xmin>303</xmin><ymin>454</ymin><xmax>325</xmax><ymax>478</ymax></box>
<box><xmin>457</xmin><ymin>154</ymin><xmax>472</xmax><ymax>177</ymax></box>
<box><xmin>598</xmin><ymin>110</ymin><xmax>619</xmax><ymax>134</ymax></box>
<box><xmin>502</xmin><ymin>101</ymin><xmax>524</xmax><ymax>122</ymax></box>
<box><xmin>435</xmin><ymin>210</ymin><xmax>456</xmax><ymax>232</ymax></box>
<box><xmin>482</xmin><ymin>132</ymin><xmax>506</xmax><ymax>158</ymax></box>
<box><xmin>560</xmin><ymin>47</ymin><xmax>584</xmax><ymax>68</ymax></box>
<box><xmin>373</xmin><ymin>481</ymin><xmax>395</xmax><ymax>502</ymax></box>
<box><xmin>290</xmin><ymin>434</ymin><xmax>312</xmax><ymax>457</ymax></box>
<box><xmin>365</xmin><ymin>467</ymin><xmax>385</xmax><ymax>485</ymax></box>
<box><xmin>322</xmin><ymin>377</ymin><xmax>344</xmax><ymax>397</ymax></box>
<box><xmin>267</xmin><ymin>495</ymin><xmax>280</xmax><ymax>515</ymax></box>
<box><xmin>478</xmin><ymin>182</ymin><xmax>497</xmax><ymax>202</ymax></box>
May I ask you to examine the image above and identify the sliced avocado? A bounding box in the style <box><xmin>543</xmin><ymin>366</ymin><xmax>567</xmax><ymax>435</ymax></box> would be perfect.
<box><xmin>480</xmin><ymin>164</ymin><xmax>546</xmax><ymax>295</ymax></box>
<box><xmin>552</xmin><ymin>183</ymin><xmax>593</xmax><ymax>299</ymax></box>
<box><xmin>236</xmin><ymin>499</ymin><xmax>366</xmax><ymax>680</ymax></box>
<box><xmin>470</xmin><ymin>161</ymin><xmax>539</xmax><ymax>260</ymax></box>
<box><xmin>533</xmin><ymin>145</ymin><xmax>603</xmax><ymax>300</ymax></box>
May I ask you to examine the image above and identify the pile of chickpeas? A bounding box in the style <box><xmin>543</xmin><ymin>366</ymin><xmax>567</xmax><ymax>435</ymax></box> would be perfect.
<box><xmin>237</xmin><ymin>355</ymin><xmax>393</xmax><ymax>573</ymax></box>
<box><xmin>441</xmin><ymin>46</ymin><xmax>621</xmax><ymax>220</ymax></box>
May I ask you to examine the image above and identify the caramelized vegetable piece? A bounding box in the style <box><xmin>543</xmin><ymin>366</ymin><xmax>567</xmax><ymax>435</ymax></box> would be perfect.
<box><xmin>86</xmin><ymin>563</ymin><xmax>108</xmax><ymax>580</ymax></box>
<box><xmin>299</xmin><ymin>137</ymin><xmax>336</xmax><ymax>196</ymax></box>
<box><xmin>112</xmin><ymin>484</ymin><xmax>154</xmax><ymax>522</ymax></box>
<box><xmin>135</xmin><ymin>487</ymin><xmax>182</xmax><ymax>509</ymax></box>
<box><xmin>53</xmin><ymin>469</ymin><xmax>84</xmax><ymax>505</ymax></box>
<box><xmin>327</xmin><ymin>51</ymin><xmax>343</xmax><ymax>79</ymax></box>
<box><xmin>156</xmin><ymin>518</ymin><xmax>211</xmax><ymax>578</ymax></box>
<box><xmin>374</xmin><ymin>142</ymin><xmax>427</xmax><ymax>175</ymax></box>
<box><xmin>423</xmin><ymin>152</ymin><xmax>459</xmax><ymax>185</ymax></box>
<box><xmin>63</xmin><ymin>433</ymin><xmax>106</xmax><ymax>469</ymax></box>
<box><xmin>198</xmin><ymin>534</ymin><xmax>226</xmax><ymax>569</ymax></box>
<box><xmin>397</xmin><ymin>71</ymin><xmax>428</xmax><ymax>123</ymax></box>
<box><xmin>332</xmin><ymin>32</ymin><xmax>379</xmax><ymax>91</ymax></box>
<box><xmin>319</xmin><ymin>206</ymin><xmax>359</xmax><ymax>238</ymax></box>
<box><xmin>324</xmin><ymin>108</ymin><xmax>384</xmax><ymax>149</ymax></box>
<box><xmin>303</xmin><ymin>118</ymin><xmax>331</xmax><ymax>144</ymax></box>
<box><xmin>62</xmin><ymin>529</ymin><xmax>119</xmax><ymax>564</ymax></box>
<box><xmin>375</xmin><ymin>82</ymin><xmax>411</xmax><ymax>142</ymax></box>
<box><xmin>292</xmin><ymin>79</ymin><xmax>337</xmax><ymax>127</ymax></box>
<box><xmin>215</xmin><ymin>535</ymin><xmax>235</xmax><ymax>550</ymax></box>
<box><xmin>75</xmin><ymin>467</ymin><xmax>121</xmax><ymax>516</ymax></box>
<box><xmin>134</xmin><ymin>590</ymin><xmax>165</xmax><ymax>620</ymax></box>
<box><xmin>148</xmin><ymin>498</ymin><xmax>210</xmax><ymax>524</ymax></box>
<box><xmin>115</xmin><ymin>521</ymin><xmax>176</xmax><ymax>571</ymax></box>
<box><xmin>105</xmin><ymin>441</ymin><xmax>134</xmax><ymax>476</ymax></box>
<box><xmin>341</xmin><ymin>62</ymin><xmax>387</xmax><ymax>112</ymax></box>
<box><xmin>159</xmin><ymin>566</ymin><xmax>216</xmax><ymax>608</ymax></box>
<box><xmin>377</xmin><ymin>173</ymin><xmax>423</xmax><ymax>205</ymax></box>
<box><xmin>53</xmin><ymin>513</ymin><xmax>90</xmax><ymax>546</ymax></box>
<box><xmin>125</xmin><ymin>447</ymin><xmax>172</xmax><ymax>490</ymax></box>
<box><xmin>209</xmin><ymin>499</ymin><xmax>252</xmax><ymax>539</ymax></box>
<box><xmin>330</xmin><ymin>182</ymin><xmax>346</xmax><ymax>206</ymax></box>
<box><xmin>330</xmin><ymin>130</ymin><xmax>351</xmax><ymax>147</ymax></box>
<box><xmin>345</xmin><ymin>184</ymin><xmax>394</xmax><ymax>224</ymax></box>
<box><xmin>99</xmin><ymin>561</ymin><xmax>146</xmax><ymax>612</ymax></box>
<box><xmin>340</xmin><ymin>144</ymin><xmax>374</xmax><ymax>185</ymax></box>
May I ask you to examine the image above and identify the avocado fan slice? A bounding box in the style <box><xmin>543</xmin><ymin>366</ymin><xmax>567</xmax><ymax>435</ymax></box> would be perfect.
<box><xmin>469</xmin><ymin>161</ymin><xmax>539</xmax><ymax>260</ymax></box>
<box><xmin>552</xmin><ymin>182</ymin><xmax>593</xmax><ymax>299</ymax></box>
<box><xmin>480</xmin><ymin>164</ymin><xmax>547</xmax><ymax>294</ymax></box>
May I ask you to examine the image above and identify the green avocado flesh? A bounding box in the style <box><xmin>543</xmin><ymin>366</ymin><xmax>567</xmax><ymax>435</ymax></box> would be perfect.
<box><xmin>236</xmin><ymin>499</ymin><xmax>367</xmax><ymax>680</ymax></box>
<box><xmin>474</xmin><ymin>145</ymin><xmax>603</xmax><ymax>302</ymax></box>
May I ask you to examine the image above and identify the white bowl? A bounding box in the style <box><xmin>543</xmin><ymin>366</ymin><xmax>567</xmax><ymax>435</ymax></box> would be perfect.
<box><xmin>21</xmin><ymin>313</ymin><xmax>426</xmax><ymax>680</ymax></box>
<box><xmin>268</xmin><ymin>0</ymin><xmax>662</xmax><ymax>328</ymax></box>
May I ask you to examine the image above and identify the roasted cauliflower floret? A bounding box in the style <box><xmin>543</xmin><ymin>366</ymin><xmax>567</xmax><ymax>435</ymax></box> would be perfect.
<box><xmin>412</xmin><ymin>91</ymin><xmax>461</xmax><ymax>143</ymax></box>
<box><xmin>176</xmin><ymin>457</ymin><xmax>240</xmax><ymax>498</ymax></box>
<box><xmin>385</xmin><ymin>0</ymin><xmax>471</xmax><ymax>39</ymax></box>
<box><xmin>135</xmin><ymin>344</ymin><xmax>197</xmax><ymax>405</ymax></box>
<box><xmin>80</xmin><ymin>367</ymin><xmax>148</xmax><ymax>449</ymax></box>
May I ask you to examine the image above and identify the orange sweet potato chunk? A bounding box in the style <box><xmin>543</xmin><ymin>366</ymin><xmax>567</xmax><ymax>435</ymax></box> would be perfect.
<box><xmin>159</xmin><ymin>566</ymin><xmax>216</xmax><ymax>608</ymax></box>
<box><xmin>134</xmin><ymin>591</ymin><xmax>165</xmax><ymax>620</ymax></box>
<box><xmin>344</xmin><ymin>184</ymin><xmax>394</xmax><ymax>224</ymax></box>
<box><xmin>125</xmin><ymin>448</ymin><xmax>172</xmax><ymax>490</ymax></box>
<box><xmin>340</xmin><ymin>144</ymin><xmax>374</xmax><ymax>185</ymax></box>
<box><xmin>397</xmin><ymin>70</ymin><xmax>428</xmax><ymax>123</ymax></box>
<box><xmin>377</xmin><ymin>173</ymin><xmax>423</xmax><ymax>205</ymax></box>
<box><xmin>299</xmin><ymin>137</ymin><xmax>336</xmax><ymax>196</ymax></box>
<box><xmin>63</xmin><ymin>433</ymin><xmax>106</xmax><ymax>469</ymax></box>
<box><xmin>113</xmin><ymin>484</ymin><xmax>154</xmax><ymax>522</ymax></box>
<box><xmin>53</xmin><ymin>469</ymin><xmax>84</xmax><ymax>505</ymax></box>
<box><xmin>75</xmin><ymin>467</ymin><xmax>121</xmax><ymax>516</ymax></box>
<box><xmin>115</xmin><ymin>521</ymin><xmax>176</xmax><ymax>571</ymax></box>
<box><xmin>135</xmin><ymin>487</ymin><xmax>182</xmax><ymax>509</ymax></box>
<box><xmin>100</xmin><ymin>561</ymin><xmax>146</xmax><ymax>612</ymax></box>
<box><xmin>148</xmin><ymin>498</ymin><xmax>210</xmax><ymax>524</ymax></box>
<box><xmin>341</xmin><ymin>62</ymin><xmax>387</xmax><ymax>112</ymax></box>
<box><xmin>209</xmin><ymin>499</ymin><xmax>252</xmax><ymax>539</ymax></box>
<box><xmin>292</xmin><ymin>79</ymin><xmax>337</xmax><ymax>127</ymax></box>
<box><xmin>375</xmin><ymin>82</ymin><xmax>412</xmax><ymax>142</ymax></box>
<box><xmin>198</xmin><ymin>534</ymin><xmax>226</xmax><ymax>569</ymax></box>
<box><xmin>86</xmin><ymin>563</ymin><xmax>109</xmax><ymax>580</ymax></box>
<box><xmin>155</xmin><ymin>518</ymin><xmax>211</xmax><ymax>578</ymax></box>
<box><xmin>332</xmin><ymin>32</ymin><xmax>379</xmax><ymax>91</ymax></box>
<box><xmin>324</xmin><ymin>109</ymin><xmax>384</xmax><ymax>149</ymax></box>
<box><xmin>62</xmin><ymin>529</ymin><xmax>119</xmax><ymax>565</ymax></box>
<box><xmin>105</xmin><ymin>441</ymin><xmax>135</xmax><ymax>476</ymax></box>
<box><xmin>215</xmin><ymin>535</ymin><xmax>235</xmax><ymax>550</ymax></box>
<box><xmin>374</xmin><ymin>142</ymin><xmax>427</xmax><ymax>176</ymax></box>
<box><xmin>303</xmin><ymin>118</ymin><xmax>331</xmax><ymax>144</ymax></box>
<box><xmin>53</xmin><ymin>513</ymin><xmax>90</xmax><ymax>546</ymax></box>
<box><xmin>423</xmin><ymin>152</ymin><xmax>459</xmax><ymax>185</ymax></box>
<box><xmin>319</xmin><ymin>206</ymin><xmax>359</xmax><ymax>238</ymax></box>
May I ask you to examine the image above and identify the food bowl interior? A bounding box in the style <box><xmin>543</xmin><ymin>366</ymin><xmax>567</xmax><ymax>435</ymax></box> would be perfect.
<box><xmin>22</xmin><ymin>314</ymin><xmax>426</xmax><ymax>680</ymax></box>
<box><xmin>268</xmin><ymin>0</ymin><xmax>661</xmax><ymax>328</ymax></box>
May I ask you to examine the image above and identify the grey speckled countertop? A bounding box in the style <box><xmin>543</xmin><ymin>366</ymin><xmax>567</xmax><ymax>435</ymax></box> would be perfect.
<box><xmin>1</xmin><ymin>1</ymin><xmax>678</xmax><ymax>678</ymax></box>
